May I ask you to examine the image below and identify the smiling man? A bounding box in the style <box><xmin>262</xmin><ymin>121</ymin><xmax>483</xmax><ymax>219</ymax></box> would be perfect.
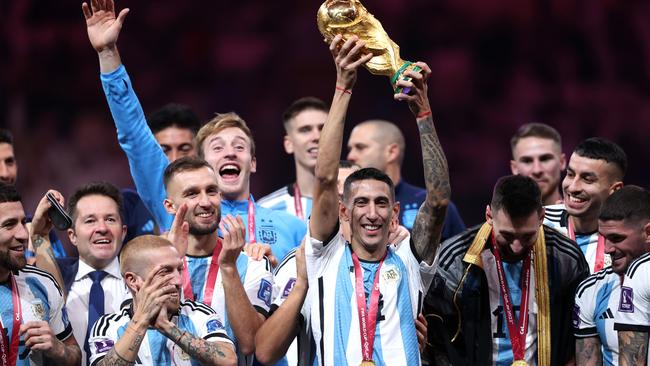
<box><xmin>544</xmin><ymin>138</ymin><xmax>627</xmax><ymax>273</ymax></box>
<box><xmin>573</xmin><ymin>186</ymin><xmax>650</xmax><ymax>365</ymax></box>
<box><xmin>0</xmin><ymin>183</ymin><xmax>81</xmax><ymax>366</ymax></box>
<box><xmin>258</xmin><ymin>97</ymin><xmax>327</xmax><ymax>223</ymax></box>
<box><xmin>510</xmin><ymin>123</ymin><xmax>566</xmax><ymax>206</ymax></box>
<box><xmin>84</xmin><ymin>1</ymin><xmax>306</xmax><ymax>262</ymax></box>
<box><xmin>425</xmin><ymin>175</ymin><xmax>588</xmax><ymax>365</ymax></box>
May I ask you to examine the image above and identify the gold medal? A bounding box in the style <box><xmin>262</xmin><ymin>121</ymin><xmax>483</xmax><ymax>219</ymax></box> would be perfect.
<box><xmin>360</xmin><ymin>361</ymin><xmax>376</xmax><ymax>366</ymax></box>
<box><xmin>511</xmin><ymin>360</ymin><xmax>528</xmax><ymax>366</ymax></box>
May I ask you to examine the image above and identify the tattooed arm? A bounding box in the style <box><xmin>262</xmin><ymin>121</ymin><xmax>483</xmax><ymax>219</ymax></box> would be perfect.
<box><xmin>96</xmin><ymin>320</ymin><xmax>147</xmax><ymax>366</ymax></box>
<box><xmin>395</xmin><ymin>63</ymin><xmax>450</xmax><ymax>265</ymax></box>
<box><xmin>575</xmin><ymin>337</ymin><xmax>602</xmax><ymax>366</ymax></box>
<box><xmin>619</xmin><ymin>331</ymin><xmax>648</xmax><ymax>366</ymax></box>
<box><xmin>165</xmin><ymin>326</ymin><xmax>237</xmax><ymax>366</ymax></box>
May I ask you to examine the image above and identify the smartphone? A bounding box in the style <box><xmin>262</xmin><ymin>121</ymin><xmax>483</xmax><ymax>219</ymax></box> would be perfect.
<box><xmin>46</xmin><ymin>192</ymin><xmax>72</xmax><ymax>230</ymax></box>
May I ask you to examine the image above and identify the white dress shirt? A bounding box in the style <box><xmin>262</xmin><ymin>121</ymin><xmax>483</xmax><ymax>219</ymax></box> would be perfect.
<box><xmin>66</xmin><ymin>257</ymin><xmax>131</xmax><ymax>366</ymax></box>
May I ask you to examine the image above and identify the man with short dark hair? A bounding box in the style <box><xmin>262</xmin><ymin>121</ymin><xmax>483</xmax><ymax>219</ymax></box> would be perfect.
<box><xmin>425</xmin><ymin>175</ymin><xmax>589</xmax><ymax>365</ymax></box>
<box><xmin>30</xmin><ymin>182</ymin><xmax>131</xmax><ymax>366</ymax></box>
<box><xmin>510</xmin><ymin>123</ymin><xmax>566</xmax><ymax>205</ymax></box>
<box><xmin>162</xmin><ymin>156</ymin><xmax>274</xmax><ymax>363</ymax></box>
<box><xmin>346</xmin><ymin>119</ymin><xmax>465</xmax><ymax>240</ymax></box>
<box><xmin>258</xmin><ymin>97</ymin><xmax>328</xmax><ymax>223</ymax></box>
<box><xmin>0</xmin><ymin>183</ymin><xmax>81</xmax><ymax>366</ymax></box>
<box><xmin>88</xmin><ymin>235</ymin><xmax>237</xmax><ymax>366</ymax></box>
<box><xmin>545</xmin><ymin>137</ymin><xmax>627</xmax><ymax>273</ymax></box>
<box><xmin>573</xmin><ymin>186</ymin><xmax>650</xmax><ymax>365</ymax></box>
<box><xmin>147</xmin><ymin>103</ymin><xmax>202</xmax><ymax>162</ymax></box>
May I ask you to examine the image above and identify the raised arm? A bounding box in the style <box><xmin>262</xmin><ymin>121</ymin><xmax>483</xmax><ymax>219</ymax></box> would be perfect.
<box><xmin>83</xmin><ymin>0</ymin><xmax>173</xmax><ymax>231</ymax></box>
<box><xmin>30</xmin><ymin>190</ymin><xmax>66</xmax><ymax>295</ymax></box>
<box><xmin>310</xmin><ymin>35</ymin><xmax>372</xmax><ymax>241</ymax></box>
<box><xmin>395</xmin><ymin>63</ymin><xmax>450</xmax><ymax>265</ymax></box>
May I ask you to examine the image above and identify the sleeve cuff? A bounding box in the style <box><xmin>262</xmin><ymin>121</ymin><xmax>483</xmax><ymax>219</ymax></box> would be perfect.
<box><xmin>614</xmin><ymin>323</ymin><xmax>650</xmax><ymax>332</ymax></box>
<box><xmin>56</xmin><ymin>323</ymin><xmax>73</xmax><ymax>341</ymax></box>
<box><xmin>574</xmin><ymin>327</ymin><xmax>599</xmax><ymax>338</ymax></box>
<box><xmin>100</xmin><ymin>64</ymin><xmax>127</xmax><ymax>80</ymax></box>
<box><xmin>254</xmin><ymin>305</ymin><xmax>270</xmax><ymax>319</ymax></box>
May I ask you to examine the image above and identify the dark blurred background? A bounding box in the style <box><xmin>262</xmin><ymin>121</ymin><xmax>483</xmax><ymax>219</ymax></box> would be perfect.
<box><xmin>2</xmin><ymin>0</ymin><xmax>650</xmax><ymax>227</ymax></box>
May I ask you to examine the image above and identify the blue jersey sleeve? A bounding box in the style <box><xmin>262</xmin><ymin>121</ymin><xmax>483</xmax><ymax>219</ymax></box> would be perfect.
<box><xmin>100</xmin><ymin>65</ymin><xmax>173</xmax><ymax>231</ymax></box>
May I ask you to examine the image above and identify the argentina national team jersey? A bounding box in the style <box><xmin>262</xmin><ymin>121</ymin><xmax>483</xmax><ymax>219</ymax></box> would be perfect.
<box><xmin>220</xmin><ymin>197</ymin><xmax>307</xmax><ymax>264</ymax></box>
<box><xmin>305</xmin><ymin>228</ymin><xmax>435</xmax><ymax>366</ymax></box>
<box><xmin>574</xmin><ymin>267</ymin><xmax>621</xmax><ymax>366</ymax></box>
<box><xmin>258</xmin><ymin>184</ymin><xmax>313</xmax><ymax>224</ymax></box>
<box><xmin>271</xmin><ymin>248</ymin><xmax>317</xmax><ymax>366</ymax></box>
<box><xmin>185</xmin><ymin>250</ymin><xmax>273</xmax><ymax>365</ymax></box>
<box><xmin>544</xmin><ymin>204</ymin><xmax>608</xmax><ymax>273</ymax></box>
<box><xmin>88</xmin><ymin>299</ymin><xmax>233</xmax><ymax>366</ymax></box>
<box><xmin>614</xmin><ymin>252</ymin><xmax>650</xmax><ymax>365</ymax></box>
<box><xmin>480</xmin><ymin>250</ymin><xmax>538</xmax><ymax>366</ymax></box>
<box><xmin>0</xmin><ymin>266</ymin><xmax>72</xmax><ymax>366</ymax></box>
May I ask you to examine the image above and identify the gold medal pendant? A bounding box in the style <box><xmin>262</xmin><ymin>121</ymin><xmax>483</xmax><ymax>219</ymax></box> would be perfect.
<box><xmin>511</xmin><ymin>360</ymin><xmax>528</xmax><ymax>366</ymax></box>
<box><xmin>360</xmin><ymin>361</ymin><xmax>376</xmax><ymax>366</ymax></box>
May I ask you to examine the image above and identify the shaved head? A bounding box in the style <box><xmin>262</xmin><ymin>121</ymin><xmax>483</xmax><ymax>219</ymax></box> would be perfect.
<box><xmin>348</xmin><ymin>120</ymin><xmax>406</xmax><ymax>170</ymax></box>
<box><xmin>120</xmin><ymin>235</ymin><xmax>176</xmax><ymax>276</ymax></box>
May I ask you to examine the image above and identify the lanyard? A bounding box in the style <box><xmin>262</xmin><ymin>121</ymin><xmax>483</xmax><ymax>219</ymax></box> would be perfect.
<box><xmin>567</xmin><ymin>218</ymin><xmax>605</xmax><ymax>272</ymax></box>
<box><xmin>293</xmin><ymin>184</ymin><xmax>304</xmax><ymax>221</ymax></box>
<box><xmin>351</xmin><ymin>251</ymin><xmax>385</xmax><ymax>363</ymax></box>
<box><xmin>0</xmin><ymin>275</ymin><xmax>21</xmax><ymax>366</ymax></box>
<box><xmin>247</xmin><ymin>198</ymin><xmax>256</xmax><ymax>243</ymax></box>
<box><xmin>492</xmin><ymin>233</ymin><xmax>531</xmax><ymax>363</ymax></box>
<box><xmin>182</xmin><ymin>239</ymin><xmax>222</xmax><ymax>307</ymax></box>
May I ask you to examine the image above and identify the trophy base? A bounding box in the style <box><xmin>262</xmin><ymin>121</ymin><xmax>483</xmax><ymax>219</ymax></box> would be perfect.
<box><xmin>391</xmin><ymin>62</ymin><xmax>422</xmax><ymax>95</ymax></box>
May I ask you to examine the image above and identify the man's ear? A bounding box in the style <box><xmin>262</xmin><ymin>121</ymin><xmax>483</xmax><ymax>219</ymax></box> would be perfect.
<box><xmin>386</xmin><ymin>143</ymin><xmax>400</xmax><ymax>165</ymax></box>
<box><xmin>510</xmin><ymin>160</ymin><xmax>519</xmax><ymax>175</ymax></box>
<box><xmin>559</xmin><ymin>153</ymin><xmax>567</xmax><ymax>171</ymax></box>
<box><xmin>283</xmin><ymin>135</ymin><xmax>294</xmax><ymax>155</ymax></box>
<box><xmin>390</xmin><ymin>201</ymin><xmax>401</xmax><ymax>233</ymax></box>
<box><xmin>251</xmin><ymin>156</ymin><xmax>257</xmax><ymax>174</ymax></box>
<box><xmin>164</xmin><ymin>198</ymin><xmax>176</xmax><ymax>215</ymax></box>
<box><xmin>123</xmin><ymin>271</ymin><xmax>142</xmax><ymax>293</ymax></box>
<box><xmin>68</xmin><ymin>227</ymin><xmax>77</xmax><ymax>247</ymax></box>
<box><xmin>644</xmin><ymin>222</ymin><xmax>650</xmax><ymax>243</ymax></box>
<box><xmin>339</xmin><ymin>201</ymin><xmax>350</xmax><ymax>223</ymax></box>
<box><xmin>485</xmin><ymin>205</ymin><xmax>493</xmax><ymax>225</ymax></box>
<box><xmin>609</xmin><ymin>181</ymin><xmax>624</xmax><ymax>195</ymax></box>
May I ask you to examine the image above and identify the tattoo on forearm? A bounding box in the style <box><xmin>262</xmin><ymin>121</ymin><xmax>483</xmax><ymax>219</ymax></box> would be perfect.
<box><xmin>128</xmin><ymin>333</ymin><xmax>144</xmax><ymax>352</ymax></box>
<box><xmin>98</xmin><ymin>348</ymin><xmax>135</xmax><ymax>366</ymax></box>
<box><xmin>576</xmin><ymin>338</ymin><xmax>602</xmax><ymax>366</ymax></box>
<box><xmin>620</xmin><ymin>331</ymin><xmax>649</xmax><ymax>366</ymax></box>
<box><xmin>168</xmin><ymin>326</ymin><xmax>227</xmax><ymax>362</ymax></box>
<box><xmin>32</xmin><ymin>235</ymin><xmax>45</xmax><ymax>249</ymax></box>
<box><xmin>412</xmin><ymin>115</ymin><xmax>450</xmax><ymax>263</ymax></box>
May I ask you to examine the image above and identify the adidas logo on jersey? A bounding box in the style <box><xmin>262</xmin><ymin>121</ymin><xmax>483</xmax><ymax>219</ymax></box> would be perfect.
<box><xmin>598</xmin><ymin>308</ymin><xmax>614</xmax><ymax>319</ymax></box>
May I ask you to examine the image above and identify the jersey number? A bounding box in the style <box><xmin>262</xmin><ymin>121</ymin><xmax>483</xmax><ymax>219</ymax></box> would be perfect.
<box><xmin>492</xmin><ymin>305</ymin><xmax>520</xmax><ymax>338</ymax></box>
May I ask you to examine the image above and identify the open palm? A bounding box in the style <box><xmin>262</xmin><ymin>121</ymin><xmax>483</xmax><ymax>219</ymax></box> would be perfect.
<box><xmin>82</xmin><ymin>0</ymin><xmax>129</xmax><ymax>51</ymax></box>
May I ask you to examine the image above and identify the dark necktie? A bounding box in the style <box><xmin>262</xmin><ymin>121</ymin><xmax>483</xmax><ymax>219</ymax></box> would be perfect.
<box><xmin>85</xmin><ymin>270</ymin><xmax>108</xmax><ymax>365</ymax></box>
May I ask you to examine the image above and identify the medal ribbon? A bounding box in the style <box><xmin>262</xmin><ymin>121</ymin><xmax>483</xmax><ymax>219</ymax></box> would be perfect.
<box><xmin>0</xmin><ymin>275</ymin><xmax>21</xmax><ymax>366</ymax></box>
<box><xmin>293</xmin><ymin>184</ymin><xmax>304</xmax><ymax>221</ymax></box>
<box><xmin>182</xmin><ymin>239</ymin><xmax>222</xmax><ymax>307</ymax></box>
<box><xmin>247</xmin><ymin>197</ymin><xmax>256</xmax><ymax>243</ymax></box>
<box><xmin>492</xmin><ymin>233</ymin><xmax>531</xmax><ymax>363</ymax></box>
<box><xmin>568</xmin><ymin>218</ymin><xmax>605</xmax><ymax>272</ymax></box>
<box><xmin>351</xmin><ymin>251</ymin><xmax>385</xmax><ymax>363</ymax></box>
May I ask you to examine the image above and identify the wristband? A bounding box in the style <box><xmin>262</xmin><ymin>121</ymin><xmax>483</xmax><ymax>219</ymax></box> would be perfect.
<box><xmin>416</xmin><ymin>111</ymin><xmax>432</xmax><ymax>119</ymax></box>
<box><xmin>335</xmin><ymin>86</ymin><xmax>352</xmax><ymax>95</ymax></box>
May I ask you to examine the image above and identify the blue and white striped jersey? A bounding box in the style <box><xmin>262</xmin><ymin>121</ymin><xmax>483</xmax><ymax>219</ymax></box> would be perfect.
<box><xmin>479</xmin><ymin>249</ymin><xmax>538</xmax><ymax>366</ymax></box>
<box><xmin>544</xmin><ymin>204</ymin><xmax>609</xmax><ymax>273</ymax></box>
<box><xmin>0</xmin><ymin>265</ymin><xmax>73</xmax><ymax>366</ymax></box>
<box><xmin>306</xmin><ymin>230</ymin><xmax>434</xmax><ymax>366</ymax></box>
<box><xmin>88</xmin><ymin>299</ymin><xmax>232</xmax><ymax>366</ymax></box>
<box><xmin>614</xmin><ymin>252</ymin><xmax>650</xmax><ymax>366</ymax></box>
<box><xmin>258</xmin><ymin>185</ymin><xmax>312</xmax><ymax>225</ymax></box>
<box><xmin>574</xmin><ymin>267</ymin><xmax>621</xmax><ymax>366</ymax></box>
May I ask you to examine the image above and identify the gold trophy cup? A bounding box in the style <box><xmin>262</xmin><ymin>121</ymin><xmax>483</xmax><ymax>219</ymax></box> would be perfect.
<box><xmin>317</xmin><ymin>0</ymin><xmax>421</xmax><ymax>94</ymax></box>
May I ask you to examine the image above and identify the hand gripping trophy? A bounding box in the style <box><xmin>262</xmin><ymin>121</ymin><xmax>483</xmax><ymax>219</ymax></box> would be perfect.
<box><xmin>317</xmin><ymin>0</ymin><xmax>421</xmax><ymax>94</ymax></box>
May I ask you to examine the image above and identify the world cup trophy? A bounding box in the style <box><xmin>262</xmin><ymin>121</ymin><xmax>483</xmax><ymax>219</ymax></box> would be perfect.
<box><xmin>317</xmin><ymin>0</ymin><xmax>421</xmax><ymax>94</ymax></box>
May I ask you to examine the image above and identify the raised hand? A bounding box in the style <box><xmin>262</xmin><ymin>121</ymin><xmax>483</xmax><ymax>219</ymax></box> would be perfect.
<box><xmin>330</xmin><ymin>34</ymin><xmax>373</xmax><ymax>91</ymax></box>
<box><xmin>165</xmin><ymin>203</ymin><xmax>189</xmax><ymax>258</ymax></box>
<box><xmin>394</xmin><ymin>62</ymin><xmax>433</xmax><ymax>117</ymax></box>
<box><xmin>218</xmin><ymin>215</ymin><xmax>246</xmax><ymax>269</ymax></box>
<box><xmin>243</xmin><ymin>242</ymin><xmax>278</xmax><ymax>267</ymax></box>
<box><xmin>82</xmin><ymin>0</ymin><xmax>129</xmax><ymax>52</ymax></box>
<box><xmin>31</xmin><ymin>190</ymin><xmax>65</xmax><ymax>237</ymax></box>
